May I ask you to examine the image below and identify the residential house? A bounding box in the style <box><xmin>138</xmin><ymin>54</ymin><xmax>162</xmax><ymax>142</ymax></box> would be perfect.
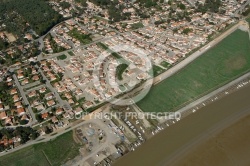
<box><xmin>17</xmin><ymin>108</ymin><xmax>25</xmax><ymax>116</ymax></box>
<box><xmin>47</xmin><ymin>100</ymin><xmax>55</xmax><ymax>107</ymax></box>
<box><xmin>13</xmin><ymin>95</ymin><xmax>20</xmax><ymax>102</ymax></box>
<box><xmin>41</xmin><ymin>112</ymin><xmax>49</xmax><ymax>119</ymax></box>
<box><xmin>0</xmin><ymin>111</ymin><xmax>7</xmax><ymax>120</ymax></box>
<box><xmin>10</xmin><ymin>88</ymin><xmax>18</xmax><ymax>95</ymax></box>
<box><xmin>56</xmin><ymin>108</ymin><xmax>64</xmax><ymax>115</ymax></box>
<box><xmin>0</xmin><ymin>104</ymin><xmax>4</xmax><ymax>111</ymax></box>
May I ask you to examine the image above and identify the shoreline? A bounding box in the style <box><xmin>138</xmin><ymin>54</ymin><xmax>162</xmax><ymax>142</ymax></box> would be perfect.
<box><xmin>114</xmin><ymin>80</ymin><xmax>250</xmax><ymax>166</ymax></box>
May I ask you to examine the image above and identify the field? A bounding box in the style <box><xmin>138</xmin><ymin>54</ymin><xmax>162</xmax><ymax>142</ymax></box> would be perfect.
<box><xmin>137</xmin><ymin>30</ymin><xmax>250</xmax><ymax>112</ymax></box>
<box><xmin>0</xmin><ymin>131</ymin><xmax>81</xmax><ymax>166</ymax></box>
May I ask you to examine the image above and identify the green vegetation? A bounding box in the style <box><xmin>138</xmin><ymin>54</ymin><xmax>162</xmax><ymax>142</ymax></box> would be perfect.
<box><xmin>0</xmin><ymin>39</ymin><xmax>9</xmax><ymax>50</ymax></box>
<box><xmin>44</xmin><ymin>34</ymin><xmax>66</xmax><ymax>53</ymax></box>
<box><xmin>87</xmin><ymin>0</ymin><xmax>131</xmax><ymax>22</ymax></box>
<box><xmin>97</xmin><ymin>42</ymin><xmax>125</xmax><ymax>61</ymax></box>
<box><xmin>0</xmin><ymin>82</ymin><xmax>15</xmax><ymax>109</ymax></box>
<box><xmin>57</xmin><ymin>54</ymin><xmax>67</xmax><ymax>60</ymax></box>
<box><xmin>69</xmin><ymin>28</ymin><xmax>92</xmax><ymax>44</ymax></box>
<box><xmin>246</xmin><ymin>15</ymin><xmax>250</xmax><ymax>24</ymax></box>
<box><xmin>178</xmin><ymin>3</ymin><xmax>186</xmax><ymax>10</ymax></box>
<box><xmin>0</xmin><ymin>127</ymin><xmax>39</xmax><ymax>152</ymax></box>
<box><xmin>111</xmin><ymin>52</ymin><xmax>123</xmax><ymax>59</ymax></box>
<box><xmin>243</xmin><ymin>6</ymin><xmax>250</xmax><ymax>16</ymax></box>
<box><xmin>60</xmin><ymin>1</ymin><xmax>71</xmax><ymax>9</ymax></box>
<box><xmin>153</xmin><ymin>65</ymin><xmax>165</xmax><ymax>76</ymax></box>
<box><xmin>0</xmin><ymin>0</ymin><xmax>62</xmax><ymax>36</ymax></box>
<box><xmin>137</xmin><ymin>30</ymin><xmax>250</xmax><ymax>113</ymax></box>
<box><xmin>116</xmin><ymin>64</ymin><xmax>129</xmax><ymax>80</ymax></box>
<box><xmin>196</xmin><ymin>0</ymin><xmax>222</xmax><ymax>13</ymax></box>
<box><xmin>137</xmin><ymin>0</ymin><xmax>157</xmax><ymax>8</ymax></box>
<box><xmin>182</xmin><ymin>28</ymin><xmax>193</xmax><ymax>35</ymax></box>
<box><xmin>160</xmin><ymin>61</ymin><xmax>171</xmax><ymax>68</ymax></box>
<box><xmin>131</xmin><ymin>22</ymin><xmax>144</xmax><ymax>30</ymax></box>
<box><xmin>68</xmin><ymin>51</ymin><xmax>75</xmax><ymax>56</ymax></box>
<box><xmin>0</xmin><ymin>131</ymin><xmax>80</xmax><ymax>166</ymax></box>
<box><xmin>97</xmin><ymin>42</ymin><xmax>109</xmax><ymax>50</ymax></box>
<box><xmin>75</xmin><ymin>0</ymin><xmax>88</xmax><ymax>7</ymax></box>
<box><xmin>0</xmin><ymin>146</ymin><xmax>50</xmax><ymax>166</ymax></box>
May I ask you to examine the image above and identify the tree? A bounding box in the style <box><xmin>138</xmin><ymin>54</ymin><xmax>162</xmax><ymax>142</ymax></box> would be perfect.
<box><xmin>76</xmin><ymin>0</ymin><xmax>88</xmax><ymax>7</ymax></box>
<box><xmin>36</xmin><ymin>114</ymin><xmax>43</xmax><ymax>123</ymax></box>
<box><xmin>182</xmin><ymin>28</ymin><xmax>192</xmax><ymax>35</ymax></box>
<box><xmin>173</xmin><ymin>28</ymin><xmax>178</xmax><ymax>33</ymax></box>
<box><xmin>45</xmin><ymin>126</ymin><xmax>53</xmax><ymax>134</ymax></box>
<box><xmin>59</xmin><ymin>2</ymin><xmax>71</xmax><ymax>9</ymax></box>
<box><xmin>179</xmin><ymin>3</ymin><xmax>186</xmax><ymax>10</ymax></box>
<box><xmin>19</xmin><ymin>120</ymin><xmax>29</xmax><ymax>125</ymax></box>
<box><xmin>0</xmin><ymin>0</ymin><xmax>63</xmax><ymax>36</ymax></box>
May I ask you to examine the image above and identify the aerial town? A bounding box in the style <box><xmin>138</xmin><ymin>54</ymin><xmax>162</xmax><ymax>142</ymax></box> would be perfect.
<box><xmin>0</xmin><ymin>0</ymin><xmax>250</xmax><ymax>165</ymax></box>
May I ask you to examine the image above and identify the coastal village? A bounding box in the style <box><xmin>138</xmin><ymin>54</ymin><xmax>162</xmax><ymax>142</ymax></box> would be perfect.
<box><xmin>0</xmin><ymin>0</ymin><xmax>250</xmax><ymax>165</ymax></box>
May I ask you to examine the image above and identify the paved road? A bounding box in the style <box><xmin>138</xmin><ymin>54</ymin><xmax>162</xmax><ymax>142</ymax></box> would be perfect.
<box><xmin>37</xmin><ymin>67</ymin><xmax>67</xmax><ymax>108</ymax></box>
<box><xmin>235</xmin><ymin>0</ymin><xmax>250</xmax><ymax>15</ymax></box>
<box><xmin>186</xmin><ymin>0</ymin><xmax>195</xmax><ymax>6</ymax></box>
<box><xmin>12</xmin><ymin>74</ymin><xmax>37</xmax><ymax>125</ymax></box>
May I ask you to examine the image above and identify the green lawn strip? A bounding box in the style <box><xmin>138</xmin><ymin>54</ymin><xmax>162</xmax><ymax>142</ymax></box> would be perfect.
<box><xmin>97</xmin><ymin>42</ymin><xmax>109</xmax><ymax>50</ymax></box>
<box><xmin>68</xmin><ymin>51</ymin><xmax>75</xmax><ymax>56</ymax></box>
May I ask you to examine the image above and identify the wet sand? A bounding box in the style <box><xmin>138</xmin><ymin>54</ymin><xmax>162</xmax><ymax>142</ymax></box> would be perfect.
<box><xmin>174</xmin><ymin>114</ymin><xmax>250</xmax><ymax>166</ymax></box>
<box><xmin>114</xmin><ymin>83</ymin><xmax>250</xmax><ymax>166</ymax></box>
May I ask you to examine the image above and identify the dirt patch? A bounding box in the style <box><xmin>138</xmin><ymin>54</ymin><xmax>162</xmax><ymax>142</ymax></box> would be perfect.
<box><xmin>4</xmin><ymin>31</ymin><xmax>16</xmax><ymax>42</ymax></box>
<box><xmin>73</xmin><ymin>129</ymin><xmax>82</xmax><ymax>144</ymax></box>
<box><xmin>193</xmin><ymin>80</ymin><xmax>203</xmax><ymax>88</ymax></box>
<box><xmin>225</xmin><ymin>55</ymin><xmax>247</xmax><ymax>71</ymax></box>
